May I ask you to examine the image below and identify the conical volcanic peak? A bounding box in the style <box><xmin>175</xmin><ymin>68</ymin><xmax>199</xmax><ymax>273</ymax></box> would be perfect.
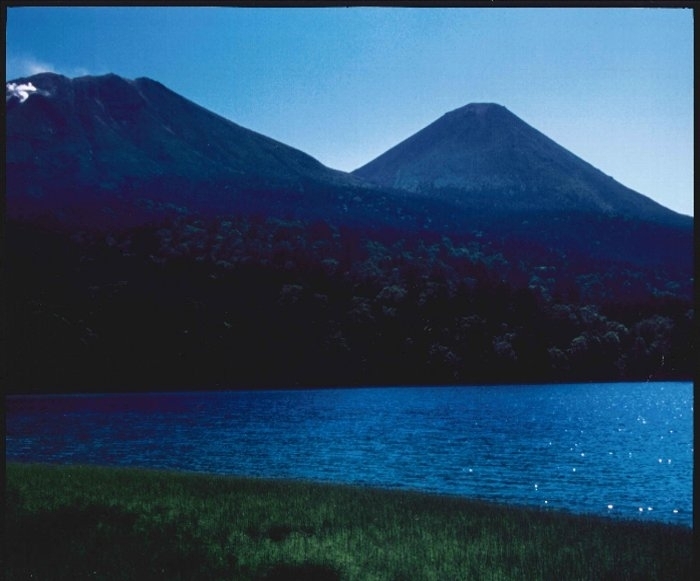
<box><xmin>352</xmin><ymin>102</ymin><xmax>550</xmax><ymax>191</ymax></box>
<box><xmin>353</xmin><ymin>102</ymin><xmax>684</xmax><ymax>225</ymax></box>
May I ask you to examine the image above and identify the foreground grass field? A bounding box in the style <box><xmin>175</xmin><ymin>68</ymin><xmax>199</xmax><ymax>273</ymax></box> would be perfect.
<box><xmin>5</xmin><ymin>463</ymin><xmax>693</xmax><ymax>580</ymax></box>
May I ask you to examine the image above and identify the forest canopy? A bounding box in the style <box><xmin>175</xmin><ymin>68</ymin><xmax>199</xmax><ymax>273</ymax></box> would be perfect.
<box><xmin>5</xmin><ymin>212</ymin><xmax>693</xmax><ymax>393</ymax></box>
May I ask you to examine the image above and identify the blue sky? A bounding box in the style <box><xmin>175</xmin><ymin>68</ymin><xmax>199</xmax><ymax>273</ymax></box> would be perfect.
<box><xmin>6</xmin><ymin>6</ymin><xmax>694</xmax><ymax>216</ymax></box>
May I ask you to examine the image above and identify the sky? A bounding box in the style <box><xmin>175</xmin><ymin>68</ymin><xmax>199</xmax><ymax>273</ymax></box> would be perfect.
<box><xmin>5</xmin><ymin>5</ymin><xmax>694</xmax><ymax>216</ymax></box>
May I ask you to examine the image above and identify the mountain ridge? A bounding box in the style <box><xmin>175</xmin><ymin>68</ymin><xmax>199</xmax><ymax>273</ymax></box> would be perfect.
<box><xmin>7</xmin><ymin>72</ymin><xmax>691</xmax><ymax>227</ymax></box>
<box><xmin>6</xmin><ymin>72</ymin><xmax>374</xmax><ymax>229</ymax></box>
<box><xmin>5</xmin><ymin>72</ymin><xmax>692</xmax><ymax>255</ymax></box>
<box><xmin>6</xmin><ymin>72</ymin><xmax>349</xmax><ymax>182</ymax></box>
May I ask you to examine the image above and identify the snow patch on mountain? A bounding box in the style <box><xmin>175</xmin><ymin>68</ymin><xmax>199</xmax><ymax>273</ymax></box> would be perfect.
<box><xmin>6</xmin><ymin>82</ymin><xmax>41</xmax><ymax>103</ymax></box>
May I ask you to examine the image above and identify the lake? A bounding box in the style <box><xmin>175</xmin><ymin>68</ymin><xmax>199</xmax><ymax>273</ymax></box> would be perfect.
<box><xmin>5</xmin><ymin>382</ymin><xmax>692</xmax><ymax>527</ymax></box>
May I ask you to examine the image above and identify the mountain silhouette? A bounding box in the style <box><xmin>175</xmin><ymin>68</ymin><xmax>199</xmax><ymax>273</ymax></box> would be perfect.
<box><xmin>353</xmin><ymin>103</ymin><xmax>687</xmax><ymax>226</ymax></box>
<box><xmin>6</xmin><ymin>72</ymin><xmax>369</xmax><ymax>228</ymax></box>
<box><xmin>6</xmin><ymin>74</ymin><xmax>691</xmax><ymax>269</ymax></box>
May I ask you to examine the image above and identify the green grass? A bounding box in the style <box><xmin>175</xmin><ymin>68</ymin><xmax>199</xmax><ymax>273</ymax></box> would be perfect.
<box><xmin>5</xmin><ymin>463</ymin><xmax>693</xmax><ymax>580</ymax></box>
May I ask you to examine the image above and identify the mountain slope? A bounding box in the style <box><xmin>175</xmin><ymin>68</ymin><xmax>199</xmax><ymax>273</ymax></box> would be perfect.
<box><xmin>6</xmin><ymin>72</ymin><xmax>370</xmax><ymax>228</ymax></box>
<box><xmin>353</xmin><ymin>103</ymin><xmax>688</xmax><ymax>226</ymax></box>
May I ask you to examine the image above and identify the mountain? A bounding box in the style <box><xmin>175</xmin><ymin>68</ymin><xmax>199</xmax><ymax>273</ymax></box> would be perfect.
<box><xmin>352</xmin><ymin>103</ymin><xmax>688</xmax><ymax>226</ymax></box>
<box><xmin>5</xmin><ymin>72</ymin><xmax>692</xmax><ymax>276</ymax></box>
<box><xmin>7</xmin><ymin>75</ymin><xmax>691</xmax><ymax>236</ymax></box>
<box><xmin>353</xmin><ymin>102</ymin><xmax>692</xmax><ymax>273</ymax></box>
<box><xmin>6</xmin><ymin>72</ymin><xmax>373</xmax><ymax>229</ymax></box>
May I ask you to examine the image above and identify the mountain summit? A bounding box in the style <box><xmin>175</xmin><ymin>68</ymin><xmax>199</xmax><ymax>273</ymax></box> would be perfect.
<box><xmin>353</xmin><ymin>103</ymin><xmax>685</xmax><ymax>225</ymax></box>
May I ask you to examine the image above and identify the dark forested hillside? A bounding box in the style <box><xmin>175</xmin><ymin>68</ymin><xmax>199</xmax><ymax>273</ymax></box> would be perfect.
<box><xmin>5</xmin><ymin>214</ymin><xmax>692</xmax><ymax>393</ymax></box>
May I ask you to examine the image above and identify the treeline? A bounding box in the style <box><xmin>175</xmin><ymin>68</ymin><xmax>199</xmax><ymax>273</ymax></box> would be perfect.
<box><xmin>107</xmin><ymin>213</ymin><xmax>691</xmax><ymax>304</ymax></box>
<box><xmin>5</xmin><ymin>216</ymin><xmax>693</xmax><ymax>393</ymax></box>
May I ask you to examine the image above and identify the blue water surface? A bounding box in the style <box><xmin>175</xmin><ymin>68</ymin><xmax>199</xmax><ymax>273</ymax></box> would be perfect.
<box><xmin>5</xmin><ymin>382</ymin><xmax>693</xmax><ymax>527</ymax></box>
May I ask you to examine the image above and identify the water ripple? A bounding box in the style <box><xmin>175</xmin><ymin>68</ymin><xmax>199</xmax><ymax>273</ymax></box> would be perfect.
<box><xmin>6</xmin><ymin>382</ymin><xmax>693</xmax><ymax>527</ymax></box>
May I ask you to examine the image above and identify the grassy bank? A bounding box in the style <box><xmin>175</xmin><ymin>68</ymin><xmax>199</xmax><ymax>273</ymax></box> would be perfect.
<box><xmin>5</xmin><ymin>463</ymin><xmax>693</xmax><ymax>580</ymax></box>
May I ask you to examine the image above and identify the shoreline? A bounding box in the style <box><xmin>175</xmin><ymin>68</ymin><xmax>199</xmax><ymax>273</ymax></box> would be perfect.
<box><xmin>6</xmin><ymin>378</ymin><xmax>694</xmax><ymax>397</ymax></box>
<box><xmin>6</xmin><ymin>459</ymin><xmax>692</xmax><ymax>531</ymax></box>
